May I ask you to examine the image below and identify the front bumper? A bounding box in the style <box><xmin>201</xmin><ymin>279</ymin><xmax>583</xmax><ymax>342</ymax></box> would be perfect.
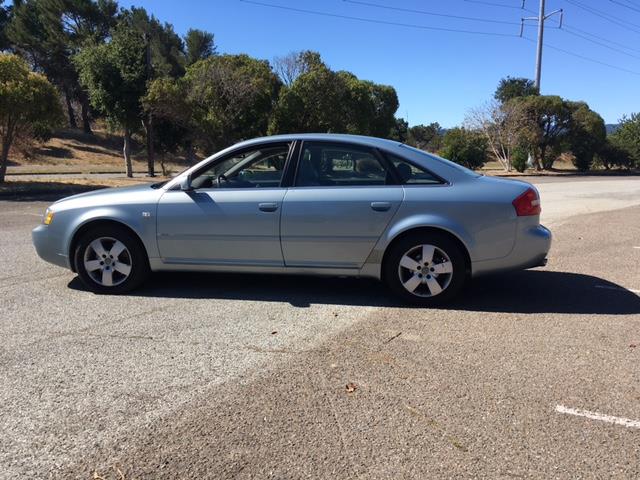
<box><xmin>32</xmin><ymin>224</ymin><xmax>70</xmax><ymax>269</ymax></box>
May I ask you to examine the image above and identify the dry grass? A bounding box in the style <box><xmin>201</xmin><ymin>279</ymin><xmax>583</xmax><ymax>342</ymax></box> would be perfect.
<box><xmin>481</xmin><ymin>154</ymin><xmax>578</xmax><ymax>176</ymax></box>
<box><xmin>7</xmin><ymin>127</ymin><xmax>190</xmax><ymax>176</ymax></box>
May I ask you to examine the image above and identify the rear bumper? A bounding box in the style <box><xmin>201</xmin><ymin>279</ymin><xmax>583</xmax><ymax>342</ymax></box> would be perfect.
<box><xmin>472</xmin><ymin>224</ymin><xmax>552</xmax><ymax>277</ymax></box>
<box><xmin>32</xmin><ymin>224</ymin><xmax>70</xmax><ymax>269</ymax></box>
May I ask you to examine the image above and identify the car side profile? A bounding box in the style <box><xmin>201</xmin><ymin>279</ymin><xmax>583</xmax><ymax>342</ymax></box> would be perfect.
<box><xmin>32</xmin><ymin>134</ymin><xmax>552</xmax><ymax>305</ymax></box>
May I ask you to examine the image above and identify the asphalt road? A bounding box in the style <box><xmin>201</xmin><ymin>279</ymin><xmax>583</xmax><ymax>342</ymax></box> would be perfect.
<box><xmin>1</xmin><ymin>176</ymin><xmax>639</xmax><ymax>479</ymax></box>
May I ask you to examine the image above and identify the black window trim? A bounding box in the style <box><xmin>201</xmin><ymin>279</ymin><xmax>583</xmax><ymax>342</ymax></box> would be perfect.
<box><xmin>280</xmin><ymin>140</ymin><xmax>300</xmax><ymax>188</ymax></box>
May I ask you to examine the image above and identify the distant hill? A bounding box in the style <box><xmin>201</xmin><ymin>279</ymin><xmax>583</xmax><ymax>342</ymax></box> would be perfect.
<box><xmin>606</xmin><ymin>124</ymin><xmax>620</xmax><ymax>135</ymax></box>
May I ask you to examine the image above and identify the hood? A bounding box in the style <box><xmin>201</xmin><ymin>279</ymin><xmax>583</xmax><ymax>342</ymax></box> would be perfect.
<box><xmin>51</xmin><ymin>182</ymin><xmax>164</xmax><ymax>212</ymax></box>
<box><xmin>53</xmin><ymin>183</ymin><xmax>157</xmax><ymax>205</ymax></box>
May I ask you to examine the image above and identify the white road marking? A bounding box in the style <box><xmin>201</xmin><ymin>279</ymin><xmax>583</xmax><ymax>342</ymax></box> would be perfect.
<box><xmin>594</xmin><ymin>285</ymin><xmax>640</xmax><ymax>294</ymax></box>
<box><xmin>633</xmin><ymin>246</ymin><xmax>640</xmax><ymax>249</ymax></box>
<box><xmin>555</xmin><ymin>405</ymin><xmax>640</xmax><ymax>429</ymax></box>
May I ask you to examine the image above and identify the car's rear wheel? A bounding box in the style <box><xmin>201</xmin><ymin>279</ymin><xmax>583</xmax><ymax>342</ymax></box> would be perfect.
<box><xmin>383</xmin><ymin>232</ymin><xmax>466</xmax><ymax>306</ymax></box>
<box><xmin>74</xmin><ymin>225</ymin><xmax>150</xmax><ymax>294</ymax></box>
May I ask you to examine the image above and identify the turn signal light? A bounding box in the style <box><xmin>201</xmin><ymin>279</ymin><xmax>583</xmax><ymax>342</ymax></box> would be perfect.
<box><xmin>512</xmin><ymin>188</ymin><xmax>541</xmax><ymax>216</ymax></box>
<box><xmin>43</xmin><ymin>209</ymin><xmax>54</xmax><ymax>225</ymax></box>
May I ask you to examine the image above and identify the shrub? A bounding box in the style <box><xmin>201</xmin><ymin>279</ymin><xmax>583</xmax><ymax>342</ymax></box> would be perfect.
<box><xmin>511</xmin><ymin>146</ymin><xmax>529</xmax><ymax>173</ymax></box>
<box><xmin>595</xmin><ymin>140</ymin><xmax>634</xmax><ymax>170</ymax></box>
<box><xmin>439</xmin><ymin>127</ymin><xmax>487</xmax><ymax>170</ymax></box>
<box><xmin>0</xmin><ymin>54</ymin><xmax>63</xmax><ymax>183</ymax></box>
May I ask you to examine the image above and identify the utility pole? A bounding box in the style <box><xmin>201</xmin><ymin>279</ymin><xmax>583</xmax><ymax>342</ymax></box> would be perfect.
<box><xmin>521</xmin><ymin>0</ymin><xmax>563</xmax><ymax>91</ymax></box>
<box><xmin>534</xmin><ymin>0</ymin><xmax>546</xmax><ymax>89</ymax></box>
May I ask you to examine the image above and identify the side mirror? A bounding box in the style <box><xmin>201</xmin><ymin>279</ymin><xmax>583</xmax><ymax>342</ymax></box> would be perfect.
<box><xmin>180</xmin><ymin>174</ymin><xmax>193</xmax><ymax>191</ymax></box>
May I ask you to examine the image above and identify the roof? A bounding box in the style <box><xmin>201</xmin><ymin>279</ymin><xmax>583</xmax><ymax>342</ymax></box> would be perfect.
<box><xmin>234</xmin><ymin>133</ymin><xmax>404</xmax><ymax>151</ymax></box>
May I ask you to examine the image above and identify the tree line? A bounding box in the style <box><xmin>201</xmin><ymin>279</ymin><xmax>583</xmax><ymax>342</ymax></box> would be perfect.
<box><xmin>466</xmin><ymin>77</ymin><xmax>639</xmax><ymax>172</ymax></box>
<box><xmin>0</xmin><ymin>0</ymin><xmax>638</xmax><ymax>183</ymax></box>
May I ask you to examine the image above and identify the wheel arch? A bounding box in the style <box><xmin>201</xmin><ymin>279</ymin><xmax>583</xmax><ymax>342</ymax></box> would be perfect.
<box><xmin>380</xmin><ymin>226</ymin><xmax>472</xmax><ymax>281</ymax></box>
<box><xmin>68</xmin><ymin>218</ymin><xmax>149</xmax><ymax>273</ymax></box>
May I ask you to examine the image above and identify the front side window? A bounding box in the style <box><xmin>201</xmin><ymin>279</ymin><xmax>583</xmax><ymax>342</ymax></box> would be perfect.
<box><xmin>191</xmin><ymin>143</ymin><xmax>290</xmax><ymax>189</ymax></box>
<box><xmin>295</xmin><ymin>142</ymin><xmax>392</xmax><ymax>187</ymax></box>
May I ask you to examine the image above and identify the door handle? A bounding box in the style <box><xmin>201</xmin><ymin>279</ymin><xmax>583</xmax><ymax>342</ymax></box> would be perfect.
<box><xmin>258</xmin><ymin>202</ymin><xmax>279</xmax><ymax>212</ymax></box>
<box><xmin>370</xmin><ymin>202</ymin><xmax>392</xmax><ymax>212</ymax></box>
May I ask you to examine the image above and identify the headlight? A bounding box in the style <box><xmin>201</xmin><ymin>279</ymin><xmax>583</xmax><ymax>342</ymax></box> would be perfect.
<box><xmin>43</xmin><ymin>208</ymin><xmax>54</xmax><ymax>225</ymax></box>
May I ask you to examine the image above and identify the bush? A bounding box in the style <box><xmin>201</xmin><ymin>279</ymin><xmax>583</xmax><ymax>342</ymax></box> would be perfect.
<box><xmin>610</xmin><ymin>113</ymin><xmax>640</xmax><ymax>169</ymax></box>
<box><xmin>571</xmin><ymin>150</ymin><xmax>594</xmax><ymax>172</ymax></box>
<box><xmin>0</xmin><ymin>54</ymin><xmax>63</xmax><ymax>183</ymax></box>
<box><xmin>439</xmin><ymin>127</ymin><xmax>487</xmax><ymax>170</ymax></box>
<box><xmin>595</xmin><ymin>140</ymin><xmax>633</xmax><ymax>170</ymax></box>
<box><xmin>568</xmin><ymin>101</ymin><xmax>606</xmax><ymax>172</ymax></box>
<box><xmin>511</xmin><ymin>146</ymin><xmax>529</xmax><ymax>173</ymax></box>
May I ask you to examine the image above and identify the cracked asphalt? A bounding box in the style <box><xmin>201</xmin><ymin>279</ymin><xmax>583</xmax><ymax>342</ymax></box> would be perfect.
<box><xmin>1</xmin><ymin>176</ymin><xmax>639</xmax><ymax>479</ymax></box>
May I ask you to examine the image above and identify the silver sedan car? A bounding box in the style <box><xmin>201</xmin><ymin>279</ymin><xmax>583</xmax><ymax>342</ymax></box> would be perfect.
<box><xmin>32</xmin><ymin>134</ymin><xmax>551</xmax><ymax>305</ymax></box>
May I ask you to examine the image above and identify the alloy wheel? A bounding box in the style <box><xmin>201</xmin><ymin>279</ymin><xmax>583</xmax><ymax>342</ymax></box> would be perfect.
<box><xmin>83</xmin><ymin>237</ymin><xmax>133</xmax><ymax>287</ymax></box>
<box><xmin>397</xmin><ymin>244</ymin><xmax>454</xmax><ymax>297</ymax></box>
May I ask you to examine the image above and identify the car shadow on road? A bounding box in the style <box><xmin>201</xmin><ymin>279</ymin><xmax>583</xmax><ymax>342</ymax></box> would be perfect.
<box><xmin>68</xmin><ymin>269</ymin><xmax>640</xmax><ymax>315</ymax></box>
<box><xmin>451</xmin><ymin>270</ymin><xmax>639</xmax><ymax>315</ymax></box>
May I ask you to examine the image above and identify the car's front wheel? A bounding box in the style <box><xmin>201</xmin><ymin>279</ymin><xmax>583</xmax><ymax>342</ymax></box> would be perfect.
<box><xmin>383</xmin><ymin>232</ymin><xmax>466</xmax><ymax>306</ymax></box>
<box><xmin>74</xmin><ymin>225</ymin><xmax>150</xmax><ymax>294</ymax></box>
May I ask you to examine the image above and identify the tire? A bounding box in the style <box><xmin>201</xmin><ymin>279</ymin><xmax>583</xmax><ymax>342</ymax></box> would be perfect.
<box><xmin>383</xmin><ymin>232</ymin><xmax>467</xmax><ymax>306</ymax></box>
<box><xmin>74</xmin><ymin>224</ymin><xmax>150</xmax><ymax>294</ymax></box>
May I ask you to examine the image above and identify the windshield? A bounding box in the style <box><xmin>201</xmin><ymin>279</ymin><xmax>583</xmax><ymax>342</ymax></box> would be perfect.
<box><xmin>399</xmin><ymin>144</ymin><xmax>482</xmax><ymax>178</ymax></box>
<box><xmin>150</xmin><ymin>160</ymin><xmax>206</xmax><ymax>189</ymax></box>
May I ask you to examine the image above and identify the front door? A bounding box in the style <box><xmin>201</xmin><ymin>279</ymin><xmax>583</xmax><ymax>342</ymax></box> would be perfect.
<box><xmin>157</xmin><ymin>143</ymin><xmax>291</xmax><ymax>267</ymax></box>
<box><xmin>281</xmin><ymin>141</ymin><xmax>403</xmax><ymax>269</ymax></box>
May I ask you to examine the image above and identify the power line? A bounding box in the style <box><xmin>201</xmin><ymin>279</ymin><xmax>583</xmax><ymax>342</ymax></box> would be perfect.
<box><xmin>562</xmin><ymin>22</ymin><xmax>640</xmax><ymax>54</ymax></box>
<box><xmin>239</xmin><ymin>0</ymin><xmax>520</xmax><ymax>37</ymax></box>
<box><xmin>522</xmin><ymin>36</ymin><xmax>640</xmax><ymax>75</ymax></box>
<box><xmin>343</xmin><ymin>0</ymin><xmax>522</xmax><ymax>26</ymax></box>
<box><xmin>560</xmin><ymin>26</ymin><xmax>640</xmax><ymax>60</ymax></box>
<box><xmin>564</xmin><ymin>0</ymin><xmax>640</xmax><ymax>34</ymax></box>
<box><xmin>464</xmin><ymin>0</ymin><xmax>533</xmax><ymax>12</ymax></box>
<box><xmin>349</xmin><ymin>0</ymin><xmax>640</xmax><ymax>59</ymax></box>
<box><xmin>240</xmin><ymin>0</ymin><xmax>640</xmax><ymax>78</ymax></box>
<box><xmin>610</xmin><ymin>0</ymin><xmax>640</xmax><ymax>13</ymax></box>
<box><xmin>566</xmin><ymin>0</ymin><xmax>640</xmax><ymax>27</ymax></box>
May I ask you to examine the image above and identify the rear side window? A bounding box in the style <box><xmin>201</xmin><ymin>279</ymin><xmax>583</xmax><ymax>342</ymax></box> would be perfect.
<box><xmin>388</xmin><ymin>154</ymin><xmax>443</xmax><ymax>185</ymax></box>
<box><xmin>400</xmin><ymin>144</ymin><xmax>480</xmax><ymax>178</ymax></box>
<box><xmin>295</xmin><ymin>142</ymin><xmax>393</xmax><ymax>187</ymax></box>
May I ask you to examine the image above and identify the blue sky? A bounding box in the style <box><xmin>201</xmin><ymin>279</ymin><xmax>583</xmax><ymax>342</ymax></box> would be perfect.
<box><xmin>120</xmin><ymin>0</ymin><xmax>640</xmax><ymax>127</ymax></box>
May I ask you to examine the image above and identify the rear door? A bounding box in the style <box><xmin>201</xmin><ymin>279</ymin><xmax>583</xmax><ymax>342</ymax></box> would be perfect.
<box><xmin>280</xmin><ymin>141</ymin><xmax>403</xmax><ymax>269</ymax></box>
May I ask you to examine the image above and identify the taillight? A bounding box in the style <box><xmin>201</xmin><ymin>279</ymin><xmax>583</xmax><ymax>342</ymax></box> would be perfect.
<box><xmin>512</xmin><ymin>188</ymin><xmax>541</xmax><ymax>216</ymax></box>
